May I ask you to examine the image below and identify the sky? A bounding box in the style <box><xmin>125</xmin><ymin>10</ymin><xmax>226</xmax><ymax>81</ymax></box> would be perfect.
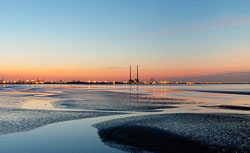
<box><xmin>0</xmin><ymin>0</ymin><xmax>250</xmax><ymax>81</ymax></box>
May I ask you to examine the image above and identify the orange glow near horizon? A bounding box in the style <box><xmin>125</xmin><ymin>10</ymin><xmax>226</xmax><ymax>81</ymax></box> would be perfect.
<box><xmin>1</xmin><ymin>65</ymin><xmax>250</xmax><ymax>81</ymax></box>
<box><xmin>1</xmin><ymin>1</ymin><xmax>250</xmax><ymax>83</ymax></box>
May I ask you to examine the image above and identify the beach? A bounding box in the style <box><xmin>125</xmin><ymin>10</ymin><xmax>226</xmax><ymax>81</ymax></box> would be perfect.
<box><xmin>0</xmin><ymin>84</ymin><xmax>249</xmax><ymax>153</ymax></box>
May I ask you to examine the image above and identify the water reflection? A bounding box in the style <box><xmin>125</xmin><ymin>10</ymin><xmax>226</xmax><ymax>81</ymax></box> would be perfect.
<box><xmin>0</xmin><ymin>116</ymin><xmax>126</xmax><ymax>153</ymax></box>
<box><xmin>1</xmin><ymin>84</ymin><xmax>250</xmax><ymax>111</ymax></box>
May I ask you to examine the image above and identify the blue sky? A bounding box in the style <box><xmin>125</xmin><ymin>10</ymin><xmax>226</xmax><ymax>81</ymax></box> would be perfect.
<box><xmin>0</xmin><ymin>0</ymin><xmax>250</xmax><ymax>81</ymax></box>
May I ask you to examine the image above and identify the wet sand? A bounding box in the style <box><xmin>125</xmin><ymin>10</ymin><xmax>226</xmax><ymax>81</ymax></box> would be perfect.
<box><xmin>95</xmin><ymin>113</ymin><xmax>250</xmax><ymax>153</ymax></box>
<box><xmin>53</xmin><ymin>91</ymin><xmax>183</xmax><ymax>112</ymax></box>
<box><xmin>0</xmin><ymin>108</ymin><xmax>122</xmax><ymax>136</ymax></box>
<box><xmin>1</xmin><ymin>84</ymin><xmax>250</xmax><ymax>153</ymax></box>
<box><xmin>0</xmin><ymin>85</ymin><xmax>184</xmax><ymax>136</ymax></box>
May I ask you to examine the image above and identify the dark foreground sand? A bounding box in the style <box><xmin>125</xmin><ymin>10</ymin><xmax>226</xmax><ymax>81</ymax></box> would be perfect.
<box><xmin>0</xmin><ymin>108</ymin><xmax>121</xmax><ymax>135</ymax></box>
<box><xmin>202</xmin><ymin>105</ymin><xmax>250</xmax><ymax>111</ymax></box>
<box><xmin>95</xmin><ymin>113</ymin><xmax>250</xmax><ymax>153</ymax></box>
<box><xmin>187</xmin><ymin>89</ymin><xmax>250</xmax><ymax>95</ymax></box>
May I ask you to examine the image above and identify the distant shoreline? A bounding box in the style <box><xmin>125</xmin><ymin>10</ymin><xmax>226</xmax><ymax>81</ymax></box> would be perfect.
<box><xmin>1</xmin><ymin>82</ymin><xmax>250</xmax><ymax>85</ymax></box>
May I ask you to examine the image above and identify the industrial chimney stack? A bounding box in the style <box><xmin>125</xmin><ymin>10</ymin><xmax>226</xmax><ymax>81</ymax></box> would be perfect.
<box><xmin>128</xmin><ymin>65</ymin><xmax>140</xmax><ymax>84</ymax></box>
<box><xmin>135</xmin><ymin>65</ymin><xmax>139</xmax><ymax>83</ymax></box>
<box><xmin>129</xmin><ymin>65</ymin><xmax>134</xmax><ymax>84</ymax></box>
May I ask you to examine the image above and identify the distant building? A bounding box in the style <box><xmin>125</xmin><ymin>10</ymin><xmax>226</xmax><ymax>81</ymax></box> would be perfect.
<box><xmin>128</xmin><ymin>65</ymin><xmax>140</xmax><ymax>84</ymax></box>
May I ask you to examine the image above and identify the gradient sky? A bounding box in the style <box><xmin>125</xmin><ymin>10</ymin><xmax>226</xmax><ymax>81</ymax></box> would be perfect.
<box><xmin>1</xmin><ymin>0</ymin><xmax>250</xmax><ymax>81</ymax></box>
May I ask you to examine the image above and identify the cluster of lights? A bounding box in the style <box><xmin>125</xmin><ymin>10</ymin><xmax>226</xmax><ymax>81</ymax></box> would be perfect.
<box><xmin>87</xmin><ymin>80</ymin><xmax>109</xmax><ymax>83</ymax></box>
<box><xmin>0</xmin><ymin>79</ymin><xmax>67</xmax><ymax>84</ymax></box>
<box><xmin>0</xmin><ymin>80</ymin><xmax>243</xmax><ymax>85</ymax></box>
<box><xmin>0</xmin><ymin>80</ymin><xmax>45</xmax><ymax>84</ymax></box>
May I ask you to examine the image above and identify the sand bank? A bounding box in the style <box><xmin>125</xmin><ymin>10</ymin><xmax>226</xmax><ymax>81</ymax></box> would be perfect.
<box><xmin>95</xmin><ymin>113</ymin><xmax>250</xmax><ymax>153</ymax></box>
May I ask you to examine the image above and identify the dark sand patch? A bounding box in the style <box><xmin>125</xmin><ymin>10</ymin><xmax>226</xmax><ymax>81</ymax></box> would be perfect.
<box><xmin>187</xmin><ymin>89</ymin><xmax>250</xmax><ymax>95</ymax></box>
<box><xmin>202</xmin><ymin>105</ymin><xmax>250</xmax><ymax>111</ymax></box>
<box><xmin>12</xmin><ymin>94</ymin><xmax>39</xmax><ymax>97</ymax></box>
<box><xmin>95</xmin><ymin>113</ymin><xmax>250</xmax><ymax>153</ymax></box>
<box><xmin>99</xmin><ymin>125</ymin><xmax>219</xmax><ymax>153</ymax></box>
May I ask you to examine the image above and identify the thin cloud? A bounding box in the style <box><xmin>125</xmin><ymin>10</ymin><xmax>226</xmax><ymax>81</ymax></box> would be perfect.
<box><xmin>105</xmin><ymin>67</ymin><xmax>121</xmax><ymax>70</ymax></box>
<box><xmin>135</xmin><ymin>17</ymin><xmax>250</xmax><ymax>38</ymax></box>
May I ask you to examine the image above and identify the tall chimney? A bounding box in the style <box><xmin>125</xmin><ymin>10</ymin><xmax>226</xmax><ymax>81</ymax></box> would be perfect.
<box><xmin>137</xmin><ymin>65</ymin><xmax>139</xmax><ymax>80</ymax></box>
<box><xmin>130</xmin><ymin>65</ymin><xmax>132</xmax><ymax>81</ymax></box>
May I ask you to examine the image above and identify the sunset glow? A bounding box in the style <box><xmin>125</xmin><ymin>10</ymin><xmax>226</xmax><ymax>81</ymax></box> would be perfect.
<box><xmin>1</xmin><ymin>0</ymin><xmax>250</xmax><ymax>82</ymax></box>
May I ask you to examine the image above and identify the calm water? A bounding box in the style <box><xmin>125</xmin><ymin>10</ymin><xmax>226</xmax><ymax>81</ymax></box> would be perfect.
<box><xmin>0</xmin><ymin>115</ymin><xmax>128</xmax><ymax>153</ymax></box>
<box><xmin>0</xmin><ymin>84</ymin><xmax>249</xmax><ymax>153</ymax></box>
